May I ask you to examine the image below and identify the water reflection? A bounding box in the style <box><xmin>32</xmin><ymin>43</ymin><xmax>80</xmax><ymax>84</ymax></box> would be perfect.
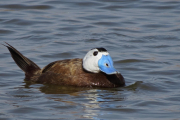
<box><xmin>39</xmin><ymin>84</ymin><xmax>90</xmax><ymax>95</ymax></box>
<box><xmin>28</xmin><ymin>83</ymin><xmax>126</xmax><ymax>119</ymax></box>
<box><xmin>39</xmin><ymin>85</ymin><xmax>102</xmax><ymax>118</ymax></box>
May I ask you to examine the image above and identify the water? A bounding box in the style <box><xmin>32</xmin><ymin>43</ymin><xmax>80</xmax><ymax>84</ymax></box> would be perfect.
<box><xmin>0</xmin><ymin>0</ymin><xmax>180</xmax><ymax>119</ymax></box>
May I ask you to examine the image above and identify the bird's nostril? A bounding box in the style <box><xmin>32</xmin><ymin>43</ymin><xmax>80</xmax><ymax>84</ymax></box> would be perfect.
<box><xmin>106</xmin><ymin>63</ymin><xmax>109</xmax><ymax>67</ymax></box>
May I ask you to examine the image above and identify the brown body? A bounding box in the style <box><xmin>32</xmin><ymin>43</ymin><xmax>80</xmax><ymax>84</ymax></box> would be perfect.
<box><xmin>4</xmin><ymin>43</ymin><xmax>125</xmax><ymax>88</ymax></box>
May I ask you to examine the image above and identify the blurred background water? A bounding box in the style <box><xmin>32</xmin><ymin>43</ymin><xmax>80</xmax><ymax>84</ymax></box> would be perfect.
<box><xmin>0</xmin><ymin>0</ymin><xmax>180</xmax><ymax>119</ymax></box>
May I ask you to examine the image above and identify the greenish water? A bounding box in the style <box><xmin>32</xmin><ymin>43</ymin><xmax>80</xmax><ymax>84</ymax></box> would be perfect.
<box><xmin>0</xmin><ymin>0</ymin><xmax>180</xmax><ymax>119</ymax></box>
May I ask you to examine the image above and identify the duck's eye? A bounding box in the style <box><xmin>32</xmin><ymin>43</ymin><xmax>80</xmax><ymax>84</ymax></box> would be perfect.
<box><xmin>105</xmin><ymin>63</ymin><xmax>109</xmax><ymax>67</ymax></box>
<box><xmin>93</xmin><ymin>51</ymin><xmax>98</xmax><ymax>56</ymax></box>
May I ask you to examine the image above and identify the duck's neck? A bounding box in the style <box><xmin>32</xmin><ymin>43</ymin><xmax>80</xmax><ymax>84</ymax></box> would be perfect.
<box><xmin>105</xmin><ymin>73</ymin><xmax>125</xmax><ymax>87</ymax></box>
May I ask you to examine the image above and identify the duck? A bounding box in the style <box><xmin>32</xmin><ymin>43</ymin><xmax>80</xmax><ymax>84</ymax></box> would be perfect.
<box><xmin>3</xmin><ymin>42</ymin><xmax>125</xmax><ymax>88</ymax></box>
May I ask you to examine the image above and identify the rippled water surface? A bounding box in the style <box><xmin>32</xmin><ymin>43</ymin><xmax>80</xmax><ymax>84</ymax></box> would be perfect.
<box><xmin>0</xmin><ymin>0</ymin><xmax>180</xmax><ymax>119</ymax></box>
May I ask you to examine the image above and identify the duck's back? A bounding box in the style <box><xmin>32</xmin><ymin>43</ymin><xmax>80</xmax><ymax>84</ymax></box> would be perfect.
<box><xmin>32</xmin><ymin>58</ymin><xmax>118</xmax><ymax>87</ymax></box>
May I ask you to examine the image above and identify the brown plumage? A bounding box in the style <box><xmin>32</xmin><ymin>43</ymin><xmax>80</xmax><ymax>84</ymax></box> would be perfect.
<box><xmin>3</xmin><ymin>43</ymin><xmax>125</xmax><ymax>88</ymax></box>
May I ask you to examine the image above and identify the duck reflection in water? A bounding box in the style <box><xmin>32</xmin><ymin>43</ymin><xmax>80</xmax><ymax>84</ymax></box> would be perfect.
<box><xmin>35</xmin><ymin>84</ymin><xmax>125</xmax><ymax>119</ymax></box>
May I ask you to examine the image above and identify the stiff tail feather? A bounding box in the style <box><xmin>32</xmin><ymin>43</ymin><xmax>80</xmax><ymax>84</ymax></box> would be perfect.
<box><xmin>3</xmin><ymin>42</ymin><xmax>41</xmax><ymax>76</ymax></box>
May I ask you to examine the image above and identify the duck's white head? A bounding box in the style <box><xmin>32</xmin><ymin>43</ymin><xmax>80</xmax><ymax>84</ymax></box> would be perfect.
<box><xmin>83</xmin><ymin>48</ymin><xmax>117</xmax><ymax>75</ymax></box>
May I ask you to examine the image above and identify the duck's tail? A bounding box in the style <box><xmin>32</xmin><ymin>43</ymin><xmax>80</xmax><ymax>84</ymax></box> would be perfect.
<box><xmin>3</xmin><ymin>42</ymin><xmax>41</xmax><ymax>78</ymax></box>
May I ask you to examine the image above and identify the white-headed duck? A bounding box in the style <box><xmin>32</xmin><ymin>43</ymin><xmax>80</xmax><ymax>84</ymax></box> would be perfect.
<box><xmin>3</xmin><ymin>42</ymin><xmax>125</xmax><ymax>87</ymax></box>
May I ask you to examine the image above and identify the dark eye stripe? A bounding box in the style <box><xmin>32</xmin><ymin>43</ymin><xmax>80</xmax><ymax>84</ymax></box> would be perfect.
<box><xmin>93</xmin><ymin>51</ymin><xmax>98</xmax><ymax>56</ymax></box>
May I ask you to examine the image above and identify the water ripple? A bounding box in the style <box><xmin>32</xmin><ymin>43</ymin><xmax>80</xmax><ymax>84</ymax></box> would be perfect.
<box><xmin>0</xmin><ymin>4</ymin><xmax>53</xmax><ymax>10</ymax></box>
